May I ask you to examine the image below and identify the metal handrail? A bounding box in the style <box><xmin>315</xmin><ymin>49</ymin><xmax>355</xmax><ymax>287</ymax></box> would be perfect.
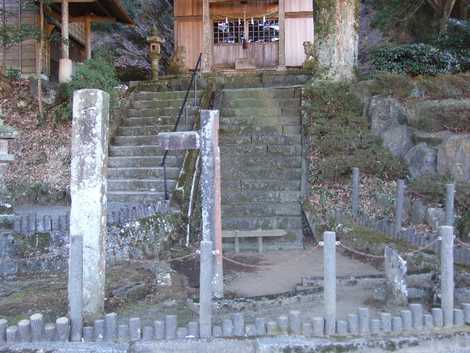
<box><xmin>161</xmin><ymin>53</ymin><xmax>203</xmax><ymax>201</ymax></box>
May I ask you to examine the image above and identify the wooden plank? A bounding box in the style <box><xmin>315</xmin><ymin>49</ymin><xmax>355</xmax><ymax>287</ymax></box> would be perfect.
<box><xmin>285</xmin><ymin>16</ymin><xmax>313</xmax><ymax>67</ymax></box>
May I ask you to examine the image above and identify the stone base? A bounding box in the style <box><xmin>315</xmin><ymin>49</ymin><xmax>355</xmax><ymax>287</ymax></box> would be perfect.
<box><xmin>59</xmin><ymin>58</ymin><xmax>73</xmax><ymax>83</ymax></box>
<box><xmin>235</xmin><ymin>58</ymin><xmax>256</xmax><ymax>71</ymax></box>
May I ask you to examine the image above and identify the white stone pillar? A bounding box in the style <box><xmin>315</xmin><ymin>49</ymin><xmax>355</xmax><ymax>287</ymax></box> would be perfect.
<box><xmin>202</xmin><ymin>0</ymin><xmax>213</xmax><ymax>72</ymax></box>
<box><xmin>59</xmin><ymin>0</ymin><xmax>72</xmax><ymax>83</ymax></box>
<box><xmin>440</xmin><ymin>226</ymin><xmax>454</xmax><ymax>327</ymax></box>
<box><xmin>323</xmin><ymin>231</ymin><xmax>336</xmax><ymax>335</ymax></box>
<box><xmin>278</xmin><ymin>0</ymin><xmax>286</xmax><ymax>68</ymax></box>
<box><xmin>70</xmin><ymin>89</ymin><xmax>109</xmax><ymax>321</ymax></box>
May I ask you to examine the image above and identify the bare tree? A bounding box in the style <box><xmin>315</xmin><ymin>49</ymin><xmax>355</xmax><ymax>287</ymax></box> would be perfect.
<box><xmin>425</xmin><ymin>0</ymin><xmax>458</xmax><ymax>33</ymax></box>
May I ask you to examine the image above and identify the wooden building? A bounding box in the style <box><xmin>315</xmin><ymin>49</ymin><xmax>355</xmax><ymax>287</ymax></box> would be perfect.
<box><xmin>174</xmin><ymin>0</ymin><xmax>314</xmax><ymax>71</ymax></box>
<box><xmin>0</xmin><ymin>0</ymin><xmax>132</xmax><ymax>81</ymax></box>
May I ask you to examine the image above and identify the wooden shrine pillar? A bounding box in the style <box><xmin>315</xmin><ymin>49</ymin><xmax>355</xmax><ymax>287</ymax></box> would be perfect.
<box><xmin>202</xmin><ymin>0</ymin><xmax>213</xmax><ymax>72</ymax></box>
<box><xmin>85</xmin><ymin>16</ymin><xmax>92</xmax><ymax>60</ymax></box>
<box><xmin>278</xmin><ymin>0</ymin><xmax>286</xmax><ymax>68</ymax></box>
<box><xmin>59</xmin><ymin>0</ymin><xmax>72</xmax><ymax>82</ymax></box>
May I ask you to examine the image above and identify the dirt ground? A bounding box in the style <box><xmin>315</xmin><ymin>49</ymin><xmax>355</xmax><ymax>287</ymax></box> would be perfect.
<box><xmin>0</xmin><ymin>244</ymin><xmax>405</xmax><ymax>327</ymax></box>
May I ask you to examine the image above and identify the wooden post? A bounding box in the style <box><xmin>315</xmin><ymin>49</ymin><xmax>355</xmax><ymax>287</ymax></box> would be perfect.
<box><xmin>59</xmin><ymin>0</ymin><xmax>72</xmax><ymax>82</ymax></box>
<box><xmin>62</xmin><ymin>0</ymin><xmax>69</xmax><ymax>59</ymax></box>
<box><xmin>202</xmin><ymin>0</ymin><xmax>212</xmax><ymax>72</ymax></box>
<box><xmin>278</xmin><ymin>0</ymin><xmax>286</xmax><ymax>68</ymax></box>
<box><xmin>85</xmin><ymin>16</ymin><xmax>92</xmax><ymax>60</ymax></box>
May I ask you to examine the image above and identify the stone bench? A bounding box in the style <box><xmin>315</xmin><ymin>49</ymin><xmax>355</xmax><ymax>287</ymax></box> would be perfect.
<box><xmin>222</xmin><ymin>229</ymin><xmax>286</xmax><ymax>253</ymax></box>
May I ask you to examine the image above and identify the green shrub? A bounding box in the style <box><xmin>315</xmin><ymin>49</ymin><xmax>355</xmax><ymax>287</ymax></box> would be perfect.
<box><xmin>52</xmin><ymin>54</ymin><xmax>120</xmax><ymax>121</ymax></box>
<box><xmin>4</xmin><ymin>67</ymin><xmax>21</xmax><ymax>80</ymax></box>
<box><xmin>432</xmin><ymin>19</ymin><xmax>470</xmax><ymax>72</ymax></box>
<box><xmin>304</xmin><ymin>80</ymin><xmax>407</xmax><ymax>182</ymax></box>
<box><xmin>371</xmin><ymin>44</ymin><xmax>464</xmax><ymax>76</ymax></box>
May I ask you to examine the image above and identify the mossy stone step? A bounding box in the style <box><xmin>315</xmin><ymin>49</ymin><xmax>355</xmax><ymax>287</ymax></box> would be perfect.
<box><xmin>117</xmin><ymin>125</ymin><xmax>175</xmax><ymax>136</ymax></box>
<box><xmin>108</xmin><ymin>167</ymin><xmax>179</xmax><ymax>179</ymax></box>
<box><xmin>220</xmin><ymin>133</ymin><xmax>301</xmax><ymax>145</ymax></box>
<box><xmin>108</xmin><ymin>191</ymin><xmax>166</xmax><ymax>203</ymax></box>
<box><xmin>113</xmin><ymin>135</ymin><xmax>160</xmax><ymax>146</ymax></box>
<box><xmin>108</xmin><ymin>179</ymin><xmax>177</xmax><ymax>192</ymax></box>
<box><xmin>128</xmin><ymin>107</ymin><xmax>182</xmax><ymax>118</ymax></box>
<box><xmin>123</xmin><ymin>116</ymin><xmax>177</xmax><ymax>127</ymax></box>
<box><xmin>221</xmin><ymin>156</ymin><xmax>302</xmax><ymax>169</ymax></box>
<box><xmin>222</xmin><ymin>215</ymin><xmax>302</xmax><ymax>231</ymax></box>
<box><xmin>222</xmin><ymin>202</ymin><xmax>301</xmax><ymax>217</ymax></box>
<box><xmin>222</xmin><ymin>191</ymin><xmax>301</xmax><ymax>204</ymax></box>
<box><xmin>109</xmin><ymin>146</ymin><xmax>181</xmax><ymax>157</ymax></box>
<box><xmin>133</xmin><ymin>90</ymin><xmax>202</xmax><ymax>100</ymax></box>
<box><xmin>108</xmin><ymin>156</ymin><xmax>182</xmax><ymax>168</ymax></box>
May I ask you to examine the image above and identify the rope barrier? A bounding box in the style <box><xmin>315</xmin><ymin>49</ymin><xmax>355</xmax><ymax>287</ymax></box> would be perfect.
<box><xmin>456</xmin><ymin>238</ymin><xmax>470</xmax><ymax>248</ymax></box>
<box><xmin>403</xmin><ymin>237</ymin><xmax>441</xmax><ymax>257</ymax></box>
<box><xmin>165</xmin><ymin>252</ymin><xmax>198</xmax><ymax>263</ymax></box>
<box><xmin>337</xmin><ymin>243</ymin><xmax>385</xmax><ymax>259</ymax></box>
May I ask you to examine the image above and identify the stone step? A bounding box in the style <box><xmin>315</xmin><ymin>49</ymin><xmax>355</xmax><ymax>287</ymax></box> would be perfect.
<box><xmin>220</xmin><ymin>124</ymin><xmax>301</xmax><ymax>136</ymax></box>
<box><xmin>122</xmin><ymin>116</ymin><xmax>177</xmax><ymax>127</ymax></box>
<box><xmin>224</xmin><ymin>88</ymin><xmax>300</xmax><ymax>100</ymax></box>
<box><xmin>222</xmin><ymin>202</ymin><xmax>301</xmax><ymax>217</ymax></box>
<box><xmin>222</xmin><ymin>167</ymin><xmax>302</xmax><ymax>180</ymax></box>
<box><xmin>220</xmin><ymin>133</ymin><xmax>301</xmax><ymax>146</ymax></box>
<box><xmin>118</xmin><ymin>125</ymin><xmax>176</xmax><ymax>136</ymax></box>
<box><xmin>130</xmin><ymin>98</ymin><xmax>186</xmax><ymax>109</ymax></box>
<box><xmin>221</xmin><ymin>156</ymin><xmax>302</xmax><ymax>169</ymax></box>
<box><xmin>113</xmin><ymin>135</ymin><xmax>160</xmax><ymax>146</ymax></box>
<box><xmin>223</xmin><ymin>97</ymin><xmax>300</xmax><ymax>109</ymax></box>
<box><xmin>134</xmin><ymin>91</ymin><xmax>202</xmax><ymax>101</ymax></box>
<box><xmin>108</xmin><ymin>191</ymin><xmax>166</xmax><ymax>203</ymax></box>
<box><xmin>128</xmin><ymin>107</ymin><xmax>182</xmax><ymax>117</ymax></box>
<box><xmin>108</xmin><ymin>179</ymin><xmax>176</xmax><ymax>192</ymax></box>
<box><xmin>109</xmin><ymin>145</ymin><xmax>182</xmax><ymax>157</ymax></box>
<box><xmin>220</xmin><ymin>115</ymin><xmax>300</xmax><ymax>127</ymax></box>
<box><xmin>220</xmin><ymin>144</ymin><xmax>299</xmax><ymax>156</ymax></box>
<box><xmin>221</xmin><ymin>179</ymin><xmax>301</xmax><ymax>192</ymax></box>
<box><xmin>108</xmin><ymin>167</ymin><xmax>179</xmax><ymax>179</ymax></box>
<box><xmin>222</xmin><ymin>216</ymin><xmax>302</xmax><ymax>231</ymax></box>
<box><xmin>222</xmin><ymin>191</ymin><xmax>301</xmax><ymax>204</ymax></box>
<box><xmin>108</xmin><ymin>156</ymin><xmax>182</xmax><ymax>168</ymax></box>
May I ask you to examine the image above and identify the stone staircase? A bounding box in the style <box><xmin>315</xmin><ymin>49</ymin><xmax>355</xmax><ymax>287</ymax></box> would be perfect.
<box><xmin>220</xmin><ymin>87</ymin><xmax>304</xmax><ymax>250</ymax></box>
<box><xmin>107</xmin><ymin>90</ymin><xmax>198</xmax><ymax>205</ymax></box>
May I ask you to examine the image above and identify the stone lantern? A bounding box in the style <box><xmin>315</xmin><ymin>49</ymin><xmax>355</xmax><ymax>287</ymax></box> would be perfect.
<box><xmin>147</xmin><ymin>25</ymin><xmax>165</xmax><ymax>80</ymax></box>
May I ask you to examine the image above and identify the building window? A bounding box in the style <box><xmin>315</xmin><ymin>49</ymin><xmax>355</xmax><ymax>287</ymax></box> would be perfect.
<box><xmin>249</xmin><ymin>18</ymin><xmax>279</xmax><ymax>43</ymax></box>
<box><xmin>213</xmin><ymin>19</ymin><xmax>245</xmax><ymax>44</ymax></box>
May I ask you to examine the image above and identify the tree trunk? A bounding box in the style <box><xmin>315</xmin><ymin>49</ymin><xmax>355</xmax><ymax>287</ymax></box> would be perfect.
<box><xmin>37</xmin><ymin>0</ymin><xmax>44</xmax><ymax>122</ymax></box>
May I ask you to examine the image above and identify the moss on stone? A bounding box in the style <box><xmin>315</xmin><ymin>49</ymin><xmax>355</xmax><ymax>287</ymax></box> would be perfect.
<box><xmin>14</xmin><ymin>232</ymin><xmax>51</xmax><ymax>258</ymax></box>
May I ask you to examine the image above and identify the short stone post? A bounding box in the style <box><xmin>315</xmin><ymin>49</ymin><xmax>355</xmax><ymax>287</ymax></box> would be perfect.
<box><xmin>351</xmin><ymin>168</ymin><xmax>360</xmax><ymax>218</ymax></box>
<box><xmin>69</xmin><ymin>234</ymin><xmax>83</xmax><ymax>342</ymax></box>
<box><xmin>70</xmin><ymin>89</ymin><xmax>109</xmax><ymax>321</ymax></box>
<box><xmin>323</xmin><ymin>231</ymin><xmax>336</xmax><ymax>335</ymax></box>
<box><xmin>440</xmin><ymin>226</ymin><xmax>454</xmax><ymax>327</ymax></box>
<box><xmin>394</xmin><ymin>180</ymin><xmax>405</xmax><ymax>236</ymax></box>
<box><xmin>445</xmin><ymin>183</ymin><xmax>455</xmax><ymax>226</ymax></box>
<box><xmin>199</xmin><ymin>240</ymin><xmax>213</xmax><ymax>338</ymax></box>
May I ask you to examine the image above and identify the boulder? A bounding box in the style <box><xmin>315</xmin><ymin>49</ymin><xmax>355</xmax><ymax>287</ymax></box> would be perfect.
<box><xmin>411</xmin><ymin>199</ymin><xmax>427</xmax><ymax>225</ymax></box>
<box><xmin>412</xmin><ymin>130</ymin><xmax>455</xmax><ymax>147</ymax></box>
<box><xmin>367</xmin><ymin>96</ymin><xmax>408</xmax><ymax>136</ymax></box>
<box><xmin>404</xmin><ymin>143</ymin><xmax>437</xmax><ymax>178</ymax></box>
<box><xmin>382</xmin><ymin>125</ymin><xmax>413</xmax><ymax>157</ymax></box>
<box><xmin>437</xmin><ymin>134</ymin><xmax>470</xmax><ymax>182</ymax></box>
<box><xmin>425</xmin><ymin>207</ymin><xmax>445</xmax><ymax>232</ymax></box>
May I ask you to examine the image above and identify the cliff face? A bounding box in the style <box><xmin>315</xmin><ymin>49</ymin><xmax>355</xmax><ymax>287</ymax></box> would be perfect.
<box><xmin>93</xmin><ymin>0</ymin><xmax>174</xmax><ymax>81</ymax></box>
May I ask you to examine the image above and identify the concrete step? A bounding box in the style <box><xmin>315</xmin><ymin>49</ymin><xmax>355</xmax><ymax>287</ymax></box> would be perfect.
<box><xmin>117</xmin><ymin>125</ymin><xmax>176</xmax><ymax>136</ymax></box>
<box><xmin>222</xmin><ymin>215</ymin><xmax>302</xmax><ymax>231</ymax></box>
<box><xmin>113</xmin><ymin>135</ymin><xmax>160</xmax><ymax>146</ymax></box>
<box><xmin>108</xmin><ymin>191</ymin><xmax>166</xmax><ymax>203</ymax></box>
<box><xmin>221</xmin><ymin>167</ymin><xmax>302</xmax><ymax>180</ymax></box>
<box><xmin>123</xmin><ymin>116</ymin><xmax>177</xmax><ymax>127</ymax></box>
<box><xmin>108</xmin><ymin>167</ymin><xmax>179</xmax><ymax>179</ymax></box>
<box><xmin>222</xmin><ymin>202</ymin><xmax>301</xmax><ymax>217</ymax></box>
<box><xmin>109</xmin><ymin>145</ymin><xmax>179</xmax><ymax>157</ymax></box>
<box><xmin>108</xmin><ymin>179</ymin><xmax>176</xmax><ymax>192</ymax></box>
<box><xmin>108</xmin><ymin>156</ymin><xmax>182</xmax><ymax>168</ymax></box>
<box><xmin>221</xmin><ymin>179</ymin><xmax>301</xmax><ymax>192</ymax></box>
<box><xmin>222</xmin><ymin>191</ymin><xmax>301</xmax><ymax>204</ymax></box>
<box><xmin>221</xmin><ymin>156</ymin><xmax>302</xmax><ymax>169</ymax></box>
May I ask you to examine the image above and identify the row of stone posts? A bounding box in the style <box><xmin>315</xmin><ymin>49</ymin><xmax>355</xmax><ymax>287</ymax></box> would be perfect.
<box><xmin>322</xmin><ymin>225</ymin><xmax>456</xmax><ymax>333</ymax></box>
<box><xmin>350</xmin><ymin>168</ymin><xmax>456</xmax><ymax>232</ymax></box>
